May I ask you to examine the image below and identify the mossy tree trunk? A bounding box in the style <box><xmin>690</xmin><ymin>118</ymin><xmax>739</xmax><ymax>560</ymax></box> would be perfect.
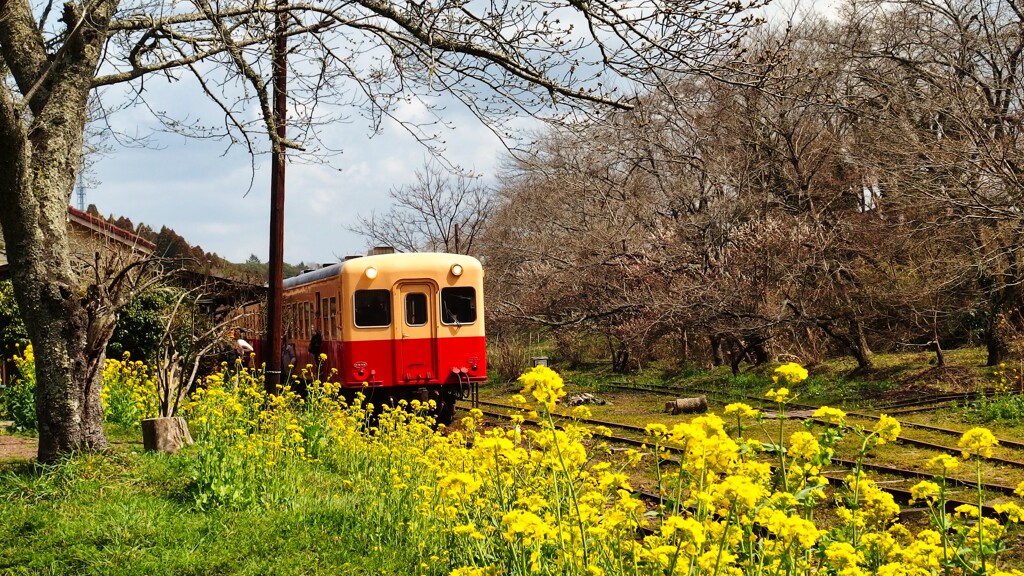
<box><xmin>0</xmin><ymin>0</ymin><xmax>118</xmax><ymax>462</ymax></box>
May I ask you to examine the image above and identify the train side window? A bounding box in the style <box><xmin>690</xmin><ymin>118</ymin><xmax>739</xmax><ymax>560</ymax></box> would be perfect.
<box><xmin>329</xmin><ymin>297</ymin><xmax>338</xmax><ymax>339</ymax></box>
<box><xmin>405</xmin><ymin>293</ymin><xmax>428</xmax><ymax>326</ymax></box>
<box><xmin>354</xmin><ymin>289</ymin><xmax>391</xmax><ymax>327</ymax></box>
<box><xmin>321</xmin><ymin>297</ymin><xmax>328</xmax><ymax>334</ymax></box>
<box><xmin>440</xmin><ymin>287</ymin><xmax>476</xmax><ymax>325</ymax></box>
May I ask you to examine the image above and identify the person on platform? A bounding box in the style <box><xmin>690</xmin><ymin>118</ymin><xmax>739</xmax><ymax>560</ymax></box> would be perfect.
<box><xmin>233</xmin><ymin>329</ymin><xmax>254</xmax><ymax>367</ymax></box>
<box><xmin>282</xmin><ymin>336</ymin><xmax>297</xmax><ymax>378</ymax></box>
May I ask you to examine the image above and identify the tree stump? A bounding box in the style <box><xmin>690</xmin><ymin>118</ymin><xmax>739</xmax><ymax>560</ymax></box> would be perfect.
<box><xmin>141</xmin><ymin>417</ymin><xmax>194</xmax><ymax>454</ymax></box>
<box><xmin>664</xmin><ymin>396</ymin><xmax>708</xmax><ymax>415</ymax></box>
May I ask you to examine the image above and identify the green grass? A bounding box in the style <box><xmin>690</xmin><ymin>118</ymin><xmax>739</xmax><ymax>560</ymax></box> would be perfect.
<box><xmin>560</xmin><ymin>348</ymin><xmax>995</xmax><ymax>401</ymax></box>
<box><xmin>0</xmin><ymin>448</ymin><xmax>433</xmax><ymax>575</ymax></box>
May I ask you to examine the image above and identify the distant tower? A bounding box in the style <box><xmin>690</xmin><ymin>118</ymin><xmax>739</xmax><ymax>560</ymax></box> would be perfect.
<box><xmin>76</xmin><ymin>178</ymin><xmax>86</xmax><ymax>211</ymax></box>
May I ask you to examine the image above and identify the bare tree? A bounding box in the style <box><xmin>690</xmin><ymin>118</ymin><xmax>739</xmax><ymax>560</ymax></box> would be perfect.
<box><xmin>351</xmin><ymin>161</ymin><xmax>493</xmax><ymax>254</ymax></box>
<box><xmin>846</xmin><ymin>0</ymin><xmax>1024</xmax><ymax>365</ymax></box>
<box><xmin>1</xmin><ymin>0</ymin><xmax>763</xmax><ymax>461</ymax></box>
<box><xmin>154</xmin><ymin>287</ymin><xmax>260</xmax><ymax>418</ymax></box>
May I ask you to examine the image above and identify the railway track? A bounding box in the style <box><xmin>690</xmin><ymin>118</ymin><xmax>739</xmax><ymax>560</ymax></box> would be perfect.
<box><xmin>602</xmin><ymin>380</ymin><xmax>1024</xmax><ymax>463</ymax></box>
<box><xmin>460</xmin><ymin>400</ymin><xmax>1017</xmax><ymax>519</ymax></box>
<box><xmin>605</xmin><ymin>380</ymin><xmax>984</xmax><ymax>413</ymax></box>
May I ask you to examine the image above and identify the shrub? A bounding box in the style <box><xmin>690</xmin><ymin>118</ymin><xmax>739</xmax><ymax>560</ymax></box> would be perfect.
<box><xmin>0</xmin><ymin>345</ymin><xmax>160</xmax><ymax>432</ymax></box>
<box><xmin>487</xmin><ymin>333</ymin><xmax>535</xmax><ymax>384</ymax></box>
<box><xmin>101</xmin><ymin>352</ymin><xmax>159</xmax><ymax>428</ymax></box>
<box><xmin>2</xmin><ymin>344</ymin><xmax>37</xmax><ymax>431</ymax></box>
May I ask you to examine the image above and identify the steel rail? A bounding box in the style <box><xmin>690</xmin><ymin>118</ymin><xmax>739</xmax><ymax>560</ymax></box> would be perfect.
<box><xmin>602</xmin><ymin>381</ymin><xmax>1024</xmax><ymax>455</ymax></box>
<box><xmin>463</xmin><ymin>403</ymin><xmax>1015</xmax><ymax>518</ymax></box>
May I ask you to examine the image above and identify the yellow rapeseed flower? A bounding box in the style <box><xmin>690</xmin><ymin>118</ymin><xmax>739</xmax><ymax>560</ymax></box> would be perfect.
<box><xmin>773</xmin><ymin>362</ymin><xmax>808</xmax><ymax>384</ymax></box>
<box><xmin>517</xmin><ymin>365</ymin><xmax>566</xmax><ymax>411</ymax></box>
<box><xmin>724</xmin><ymin>402</ymin><xmax>759</xmax><ymax>418</ymax></box>
<box><xmin>500</xmin><ymin>509</ymin><xmax>554</xmax><ymax>545</ymax></box>
<box><xmin>926</xmin><ymin>454</ymin><xmax>960</xmax><ymax>473</ymax></box>
<box><xmin>994</xmin><ymin>503</ymin><xmax>1024</xmax><ymax>523</ymax></box>
<box><xmin>812</xmin><ymin>406</ymin><xmax>846</xmax><ymax>425</ymax></box>
<box><xmin>959</xmin><ymin>427</ymin><xmax>998</xmax><ymax>459</ymax></box>
<box><xmin>909</xmin><ymin>480</ymin><xmax>940</xmax><ymax>505</ymax></box>
<box><xmin>873</xmin><ymin>414</ymin><xmax>901</xmax><ymax>445</ymax></box>
<box><xmin>788</xmin><ymin>431</ymin><xmax>821</xmax><ymax>461</ymax></box>
<box><xmin>645</xmin><ymin>423</ymin><xmax>668</xmax><ymax>438</ymax></box>
<box><xmin>824</xmin><ymin>541</ymin><xmax>864</xmax><ymax>569</ymax></box>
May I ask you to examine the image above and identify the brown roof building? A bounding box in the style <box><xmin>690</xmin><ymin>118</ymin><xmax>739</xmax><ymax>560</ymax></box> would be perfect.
<box><xmin>0</xmin><ymin>206</ymin><xmax>155</xmax><ymax>280</ymax></box>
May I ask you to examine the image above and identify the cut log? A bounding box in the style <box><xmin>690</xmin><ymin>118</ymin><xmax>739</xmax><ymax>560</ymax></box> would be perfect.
<box><xmin>664</xmin><ymin>396</ymin><xmax>708</xmax><ymax>415</ymax></box>
<box><xmin>141</xmin><ymin>417</ymin><xmax>194</xmax><ymax>454</ymax></box>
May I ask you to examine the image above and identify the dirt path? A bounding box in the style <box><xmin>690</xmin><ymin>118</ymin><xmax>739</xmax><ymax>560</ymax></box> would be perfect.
<box><xmin>0</xmin><ymin>422</ymin><xmax>36</xmax><ymax>461</ymax></box>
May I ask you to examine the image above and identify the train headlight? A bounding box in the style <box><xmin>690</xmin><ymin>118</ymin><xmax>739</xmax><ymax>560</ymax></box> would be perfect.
<box><xmin>450</xmin><ymin>264</ymin><xmax>463</xmax><ymax>277</ymax></box>
<box><xmin>365</xmin><ymin>267</ymin><xmax>378</xmax><ymax>279</ymax></box>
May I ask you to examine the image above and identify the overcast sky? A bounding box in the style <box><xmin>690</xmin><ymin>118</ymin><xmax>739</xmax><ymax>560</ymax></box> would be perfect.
<box><xmin>90</xmin><ymin>91</ymin><xmax>510</xmax><ymax>266</ymax></box>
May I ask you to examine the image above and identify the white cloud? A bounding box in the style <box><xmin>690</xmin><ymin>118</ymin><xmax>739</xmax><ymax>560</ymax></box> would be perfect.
<box><xmin>91</xmin><ymin>93</ymin><xmax>507</xmax><ymax>265</ymax></box>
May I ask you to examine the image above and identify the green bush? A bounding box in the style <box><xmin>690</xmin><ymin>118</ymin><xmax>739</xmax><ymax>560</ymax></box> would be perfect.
<box><xmin>959</xmin><ymin>393</ymin><xmax>1024</xmax><ymax>425</ymax></box>
<box><xmin>2</xmin><ymin>345</ymin><xmax>37</xmax><ymax>432</ymax></box>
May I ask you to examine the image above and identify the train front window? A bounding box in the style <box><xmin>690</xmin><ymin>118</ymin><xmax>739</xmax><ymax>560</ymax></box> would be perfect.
<box><xmin>406</xmin><ymin>293</ymin><xmax>428</xmax><ymax>326</ymax></box>
<box><xmin>354</xmin><ymin>289</ymin><xmax>392</xmax><ymax>327</ymax></box>
<box><xmin>440</xmin><ymin>287</ymin><xmax>476</xmax><ymax>325</ymax></box>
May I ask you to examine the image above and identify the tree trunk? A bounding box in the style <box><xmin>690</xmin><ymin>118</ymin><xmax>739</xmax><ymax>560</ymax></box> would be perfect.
<box><xmin>849</xmin><ymin>318</ymin><xmax>873</xmax><ymax>370</ymax></box>
<box><xmin>710</xmin><ymin>333</ymin><xmax>724</xmax><ymax>367</ymax></box>
<box><xmin>749</xmin><ymin>337</ymin><xmax>771</xmax><ymax>366</ymax></box>
<box><xmin>141</xmin><ymin>417</ymin><xmax>193</xmax><ymax>453</ymax></box>
<box><xmin>0</xmin><ymin>0</ymin><xmax>117</xmax><ymax>462</ymax></box>
<box><xmin>931</xmin><ymin>339</ymin><xmax>946</xmax><ymax>367</ymax></box>
<box><xmin>986</xmin><ymin>313</ymin><xmax>1013</xmax><ymax>367</ymax></box>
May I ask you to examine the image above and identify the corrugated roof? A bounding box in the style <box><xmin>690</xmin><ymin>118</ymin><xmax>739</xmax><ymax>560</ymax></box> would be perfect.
<box><xmin>0</xmin><ymin>206</ymin><xmax>153</xmax><ymax>280</ymax></box>
<box><xmin>66</xmin><ymin>206</ymin><xmax>156</xmax><ymax>252</ymax></box>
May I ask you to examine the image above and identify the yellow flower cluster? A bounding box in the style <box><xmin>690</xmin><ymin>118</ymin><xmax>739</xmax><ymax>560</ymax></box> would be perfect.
<box><xmin>872</xmin><ymin>414</ymin><xmax>901</xmax><ymax>445</ymax></box>
<box><xmin>183</xmin><ymin>366</ymin><xmax>325</xmax><ymax>508</ymax></box>
<box><xmin>958</xmin><ymin>427</ymin><xmax>999</xmax><ymax>459</ymax></box>
<box><xmin>101</xmin><ymin>352</ymin><xmax>159</xmax><ymax>427</ymax></box>
<box><xmin>723</xmin><ymin>402</ymin><xmax>759</xmax><ymax>418</ymax></box>
<box><xmin>764</xmin><ymin>387</ymin><xmax>791</xmax><ymax>403</ymax></box>
<box><xmin>773</xmin><ymin>362</ymin><xmax>808</xmax><ymax>384</ymax></box>
<box><xmin>5</xmin><ymin>345</ymin><xmax>159</xmax><ymax>429</ymax></box>
<box><xmin>516</xmin><ymin>365</ymin><xmax>566</xmax><ymax>411</ymax></box>
<box><xmin>811</xmin><ymin>405</ymin><xmax>846</xmax><ymax>425</ymax></box>
<box><xmin>173</xmin><ymin>362</ymin><xmax>1022</xmax><ymax>576</ymax></box>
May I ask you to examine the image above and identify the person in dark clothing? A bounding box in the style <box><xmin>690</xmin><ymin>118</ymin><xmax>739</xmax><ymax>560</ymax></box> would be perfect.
<box><xmin>308</xmin><ymin>329</ymin><xmax>323</xmax><ymax>360</ymax></box>
<box><xmin>281</xmin><ymin>336</ymin><xmax>297</xmax><ymax>376</ymax></box>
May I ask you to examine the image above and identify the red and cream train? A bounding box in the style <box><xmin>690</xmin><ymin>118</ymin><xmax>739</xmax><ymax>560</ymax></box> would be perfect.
<box><xmin>237</xmin><ymin>252</ymin><xmax>487</xmax><ymax>423</ymax></box>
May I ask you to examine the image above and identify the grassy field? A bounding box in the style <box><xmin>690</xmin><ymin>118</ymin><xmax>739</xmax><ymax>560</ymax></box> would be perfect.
<box><xmin>0</xmin><ymin>450</ymin><xmax>430</xmax><ymax>575</ymax></box>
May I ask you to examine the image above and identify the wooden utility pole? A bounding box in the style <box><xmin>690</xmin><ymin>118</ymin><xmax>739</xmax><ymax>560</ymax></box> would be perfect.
<box><xmin>266</xmin><ymin>0</ymin><xmax>288</xmax><ymax>392</ymax></box>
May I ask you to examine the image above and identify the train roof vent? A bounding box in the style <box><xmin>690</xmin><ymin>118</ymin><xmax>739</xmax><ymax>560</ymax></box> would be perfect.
<box><xmin>344</xmin><ymin>255</ymin><xmax>362</xmax><ymax>261</ymax></box>
<box><xmin>368</xmin><ymin>246</ymin><xmax>395</xmax><ymax>256</ymax></box>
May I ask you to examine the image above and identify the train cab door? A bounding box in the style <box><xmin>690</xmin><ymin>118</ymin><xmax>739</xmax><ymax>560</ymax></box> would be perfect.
<box><xmin>395</xmin><ymin>282</ymin><xmax>438</xmax><ymax>383</ymax></box>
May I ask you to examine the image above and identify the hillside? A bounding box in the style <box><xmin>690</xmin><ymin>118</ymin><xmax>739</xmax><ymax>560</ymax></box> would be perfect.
<box><xmin>87</xmin><ymin>205</ymin><xmax>311</xmax><ymax>283</ymax></box>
